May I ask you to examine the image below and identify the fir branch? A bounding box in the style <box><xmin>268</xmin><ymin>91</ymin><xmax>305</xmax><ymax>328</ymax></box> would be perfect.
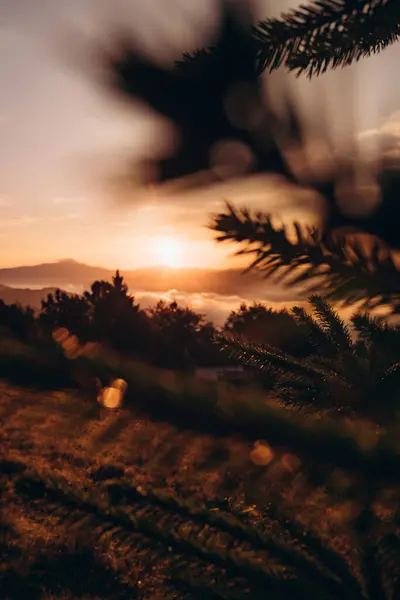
<box><xmin>258</xmin><ymin>502</ymin><xmax>368</xmax><ymax>600</ymax></box>
<box><xmin>107</xmin><ymin>480</ymin><xmax>358</xmax><ymax>600</ymax></box>
<box><xmin>0</xmin><ymin>451</ymin><xmax>360</xmax><ymax>599</ymax></box>
<box><xmin>291</xmin><ymin>305</ymin><xmax>338</xmax><ymax>357</ymax></box>
<box><xmin>215</xmin><ymin>297</ymin><xmax>400</xmax><ymax>419</ymax></box>
<box><xmin>210</xmin><ymin>202</ymin><xmax>400</xmax><ymax>314</ymax></box>
<box><xmin>372</xmin><ymin>361</ymin><xmax>400</xmax><ymax>401</ymax></box>
<box><xmin>254</xmin><ymin>0</ymin><xmax>400</xmax><ymax>77</ymax></box>
<box><xmin>176</xmin><ymin>2</ymin><xmax>400</xmax><ymax>79</ymax></box>
<box><xmin>351</xmin><ymin>314</ymin><xmax>400</xmax><ymax>348</ymax></box>
<box><xmin>308</xmin><ymin>295</ymin><xmax>353</xmax><ymax>353</ymax></box>
<box><xmin>13</xmin><ymin>470</ymin><xmax>335</xmax><ymax>599</ymax></box>
<box><xmin>215</xmin><ymin>331</ymin><xmax>337</xmax><ymax>381</ymax></box>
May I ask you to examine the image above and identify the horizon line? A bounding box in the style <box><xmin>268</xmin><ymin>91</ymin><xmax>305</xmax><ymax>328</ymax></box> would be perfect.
<box><xmin>0</xmin><ymin>258</ymin><xmax>239</xmax><ymax>272</ymax></box>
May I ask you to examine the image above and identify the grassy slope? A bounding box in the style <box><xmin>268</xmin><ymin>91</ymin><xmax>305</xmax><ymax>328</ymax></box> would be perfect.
<box><xmin>0</xmin><ymin>382</ymin><xmax>398</xmax><ymax>599</ymax></box>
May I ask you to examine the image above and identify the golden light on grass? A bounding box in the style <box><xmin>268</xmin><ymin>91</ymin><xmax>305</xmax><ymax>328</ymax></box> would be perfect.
<box><xmin>98</xmin><ymin>386</ymin><xmax>123</xmax><ymax>410</ymax></box>
<box><xmin>110</xmin><ymin>378</ymin><xmax>128</xmax><ymax>395</ymax></box>
<box><xmin>52</xmin><ymin>327</ymin><xmax>81</xmax><ymax>359</ymax></box>
<box><xmin>52</xmin><ymin>327</ymin><xmax>101</xmax><ymax>361</ymax></box>
<box><xmin>97</xmin><ymin>378</ymin><xmax>128</xmax><ymax>409</ymax></box>
<box><xmin>250</xmin><ymin>441</ymin><xmax>274</xmax><ymax>466</ymax></box>
<box><xmin>62</xmin><ymin>335</ymin><xmax>81</xmax><ymax>360</ymax></box>
<box><xmin>52</xmin><ymin>327</ymin><xmax>70</xmax><ymax>344</ymax></box>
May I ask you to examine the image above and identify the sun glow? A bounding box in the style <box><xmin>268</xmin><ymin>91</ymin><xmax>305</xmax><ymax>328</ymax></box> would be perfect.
<box><xmin>154</xmin><ymin>236</ymin><xmax>185</xmax><ymax>268</ymax></box>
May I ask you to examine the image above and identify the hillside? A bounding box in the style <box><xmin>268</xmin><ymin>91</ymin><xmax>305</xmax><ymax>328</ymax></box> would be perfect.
<box><xmin>0</xmin><ymin>259</ymin><xmax>302</xmax><ymax>302</ymax></box>
<box><xmin>1</xmin><ymin>376</ymin><xmax>399</xmax><ymax>599</ymax></box>
<box><xmin>0</xmin><ymin>283</ymin><xmax>59</xmax><ymax>310</ymax></box>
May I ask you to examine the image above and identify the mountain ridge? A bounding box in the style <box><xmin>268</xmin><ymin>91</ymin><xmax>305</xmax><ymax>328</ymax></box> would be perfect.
<box><xmin>0</xmin><ymin>259</ymin><xmax>302</xmax><ymax>304</ymax></box>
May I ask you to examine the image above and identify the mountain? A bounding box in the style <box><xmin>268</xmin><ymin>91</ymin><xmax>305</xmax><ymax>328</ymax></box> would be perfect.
<box><xmin>0</xmin><ymin>283</ymin><xmax>59</xmax><ymax>310</ymax></box>
<box><xmin>0</xmin><ymin>259</ymin><xmax>110</xmax><ymax>290</ymax></box>
<box><xmin>0</xmin><ymin>259</ymin><xmax>302</xmax><ymax>303</ymax></box>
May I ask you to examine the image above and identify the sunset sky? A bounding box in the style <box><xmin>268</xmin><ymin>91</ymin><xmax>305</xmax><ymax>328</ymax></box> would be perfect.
<box><xmin>1</xmin><ymin>0</ymin><xmax>400</xmax><ymax>270</ymax></box>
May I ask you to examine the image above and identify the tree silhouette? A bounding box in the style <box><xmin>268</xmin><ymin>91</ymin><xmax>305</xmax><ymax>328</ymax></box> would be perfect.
<box><xmin>148</xmin><ymin>300</ymin><xmax>217</xmax><ymax>370</ymax></box>
<box><xmin>84</xmin><ymin>270</ymin><xmax>150</xmax><ymax>356</ymax></box>
<box><xmin>35</xmin><ymin>272</ymin><xmax>234</xmax><ymax>370</ymax></box>
<box><xmin>224</xmin><ymin>302</ymin><xmax>312</xmax><ymax>357</ymax></box>
<box><xmin>218</xmin><ymin>295</ymin><xmax>400</xmax><ymax>423</ymax></box>
<box><xmin>40</xmin><ymin>289</ymin><xmax>92</xmax><ymax>339</ymax></box>
<box><xmin>0</xmin><ymin>301</ymin><xmax>36</xmax><ymax>342</ymax></box>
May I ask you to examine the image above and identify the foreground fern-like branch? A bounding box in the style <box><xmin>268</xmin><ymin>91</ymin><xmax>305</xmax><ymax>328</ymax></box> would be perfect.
<box><xmin>12</xmin><ymin>468</ymin><xmax>343</xmax><ymax>599</ymax></box>
<box><xmin>5</xmin><ymin>458</ymin><xmax>392</xmax><ymax>599</ymax></box>
<box><xmin>177</xmin><ymin>2</ymin><xmax>400</xmax><ymax>79</ymax></box>
<box><xmin>210</xmin><ymin>202</ymin><xmax>400</xmax><ymax>314</ymax></box>
<box><xmin>254</xmin><ymin>0</ymin><xmax>400</xmax><ymax>77</ymax></box>
<box><xmin>216</xmin><ymin>295</ymin><xmax>400</xmax><ymax>420</ymax></box>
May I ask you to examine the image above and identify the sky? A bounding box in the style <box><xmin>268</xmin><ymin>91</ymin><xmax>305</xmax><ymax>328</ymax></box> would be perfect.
<box><xmin>1</xmin><ymin>0</ymin><xmax>400</xmax><ymax>270</ymax></box>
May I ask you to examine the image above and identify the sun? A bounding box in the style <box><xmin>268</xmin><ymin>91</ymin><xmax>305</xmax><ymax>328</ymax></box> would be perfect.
<box><xmin>154</xmin><ymin>237</ymin><xmax>184</xmax><ymax>268</ymax></box>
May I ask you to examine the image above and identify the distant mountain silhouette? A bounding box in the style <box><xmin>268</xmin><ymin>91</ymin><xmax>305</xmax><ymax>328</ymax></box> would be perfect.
<box><xmin>0</xmin><ymin>259</ymin><xmax>110</xmax><ymax>289</ymax></box>
<box><xmin>0</xmin><ymin>283</ymin><xmax>60</xmax><ymax>310</ymax></box>
<box><xmin>0</xmin><ymin>259</ymin><xmax>302</xmax><ymax>302</ymax></box>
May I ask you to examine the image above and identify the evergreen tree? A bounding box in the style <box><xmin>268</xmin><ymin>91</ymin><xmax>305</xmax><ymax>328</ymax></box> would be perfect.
<box><xmin>147</xmin><ymin>300</ymin><xmax>209</xmax><ymax>370</ymax></box>
<box><xmin>0</xmin><ymin>301</ymin><xmax>36</xmax><ymax>341</ymax></box>
<box><xmin>84</xmin><ymin>270</ymin><xmax>150</xmax><ymax>355</ymax></box>
<box><xmin>217</xmin><ymin>295</ymin><xmax>400</xmax><ymax>423</ymax></box>
<box><xmin>40</xmin><ymin>289</ymin><xmax>92</xmax><ymax>338</ymax></box>
<box><xmin>224</xmin><ymin>302</ymin><xmax>312</xmax><ymax>357</ymax></box>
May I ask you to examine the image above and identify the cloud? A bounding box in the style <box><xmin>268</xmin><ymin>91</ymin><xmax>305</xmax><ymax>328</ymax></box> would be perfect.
<box><xmin>133</xmin><ymin>288</ymin><xmax>384</xmax><ymax>330</ymax></box>
<box><xmin>108</xmin><ymin>170</ymin><xmax>323</xmax><ymax>220</ymax></box>
<box><xmin>358</xmin><ymin>111</ymin><xmax>400</xmax><ymax>159</ymax></box>
<box><xmin>134</xmin><ymin>289</ymin><xmax>308</xmax><ymax>327</ymax></box>
<box><xmin>0</xmin><ymin>196</ymin><xmax>13</xmax><ymax>207</ymax></box>
<box><xmin>0</xmin><ymin>212</ymin><xmax>81</xmax><ymax>228</ymax></box>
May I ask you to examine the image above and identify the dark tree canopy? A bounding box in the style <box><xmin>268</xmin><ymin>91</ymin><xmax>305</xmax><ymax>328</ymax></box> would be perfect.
<box><xmin>224</xmin><ymin>302</ymin><xmax>312</xmax><ymax>357</ymax></box>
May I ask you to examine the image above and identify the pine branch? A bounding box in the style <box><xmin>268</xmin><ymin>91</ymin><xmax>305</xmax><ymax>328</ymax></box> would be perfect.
<box><xmin>13</xmin><ymin>470</ymin><xmax>338</xmax><ymax>599</ymax></box>
<box><xmin>9</xmin><ymin>460</ymin><xmax>377</xmax><ymax>600</ymax></box>
<box><xmin>262</xmin><ymin>502</ymin><xmax>368</xmax><ymax>600</ymax></box>
<box><xmin>106</xmin><ymin>480</ymin><xmax>359</xmax><ymax>599</ymax></box>
<box><xmin>177</xmin><ymin>2</ymin><xmax>400</xmax><ymax>79</ymax></box>
<box><xmin>210</xmin><ymin>202</ymin><xmax>400</xmax><ymax>314</ymax></box>
<box><xmin>216</xmin><ymin>297</ymin><xmax>400</xmax><ymax>418</ymax></box>
<box><xmin>254</xmin><ymin>0</ymin><xmax>400</xmax><ymax>78</ymax></box>
<box><xmin>351</xmin><ymin>314</ymin><xmax>400</xmax><ymax>348</ymax></box>
<box><xmin>1</xmin><ymin>451</ymin><xmax>365</xmax><ymax>600</ymax></box>
<box><xmin>372</xmin><ymin>361</ymin><xmax>400</xmax><ymax>403</ymax></box>
<box><xmin>215</xmin><ymin>332</ymin><xmax>332</xmax><ymax>381</ymax></box>
<box><xmin>291</xmin><ymin>305</ymin><xmax>338</xmax><ymax>357</ymax></box>
<box><xmin>216</xmin><ymin>331</ymin><xmax>362</xmax><ymax>411</ymax></box>
<box><xmin>308</xmin><ymin>295</ymin><xmax>353</xmax><ymax>353</ymax></box>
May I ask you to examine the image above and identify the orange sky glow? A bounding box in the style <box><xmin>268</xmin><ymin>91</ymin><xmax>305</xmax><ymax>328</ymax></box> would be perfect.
<box><xmin>1</xmin><ymin>0</ymin><xmax>400</xmax><ymax>272</ymax></box>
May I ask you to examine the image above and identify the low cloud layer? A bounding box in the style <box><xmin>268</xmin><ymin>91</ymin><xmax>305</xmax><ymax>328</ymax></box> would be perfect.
<box><xmin>134</xmin><ymin>288</ymin><xmax>308</xmax><ymax>326</ymax></box>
